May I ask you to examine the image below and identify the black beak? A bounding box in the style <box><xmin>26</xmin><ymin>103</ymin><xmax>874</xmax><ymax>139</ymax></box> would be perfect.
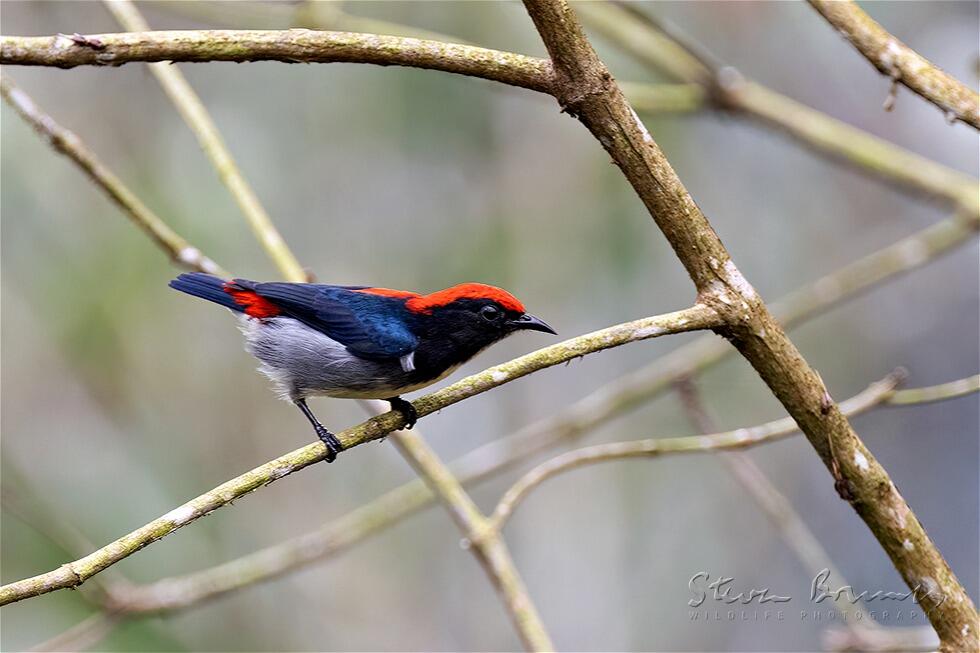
<box><xmin>508</xmin><ymin>313</ymin><xmax>557</xmax><ymax>335</ymax></box>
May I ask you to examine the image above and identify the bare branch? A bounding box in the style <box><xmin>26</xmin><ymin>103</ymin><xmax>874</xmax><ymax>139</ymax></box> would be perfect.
<box><xmin>0</xmin><ymin>30</ymin><xmax>554</xmax><ymax>94</ymax></box>
<box><xmin>0</xmin><ymin>304</ymin><xmax>719</xmax><ymax>606</ymax></box>
<box><xmin>388</xmin><ymin>428</ymin><xmax>553</xmax><ymax>651</ymax></box>
<box><xmin>809</xmin><ymin>0</ymin><xmax>980</xmax><ymax>129</ymax></box>
<box><xmin>484</xmin><ymin>372</ymin><xmax>976</xmax><ymax>536</ymax></box>
<box><xmin>103</xmin><ymin>0</ymin><xmax>307</xmax><ymax>282</ymax></box>
<box><xmin>521</xmin><ymin>0</ymin><xmax>977</xmax><ymax>646</ymax></box>
<box><xmin>0</xmin><ymin>75</ymin><xmax>224</xmax><ymax>275</ymax></box>
<box><xmin>578</xmin><ymin>2</ymin><xmax>978</xmax><ymax>208</ymax></box>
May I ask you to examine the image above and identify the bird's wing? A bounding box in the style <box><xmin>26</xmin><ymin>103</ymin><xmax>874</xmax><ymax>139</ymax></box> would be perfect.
<box><xmin>248</xmin><ymin>282</ymin><xmax>419</xmax><ymax>360</ymax></box>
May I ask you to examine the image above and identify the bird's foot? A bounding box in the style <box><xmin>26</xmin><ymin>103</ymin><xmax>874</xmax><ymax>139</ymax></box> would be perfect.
<box><xmin>315</xmin><ymin>425</ymin><xmax>343</xmax><ymax>463</ymax></box>
<box><xmin>387</xmin><ymin>396</ymin><xmax>418</xmax><ymax>430</ymax></box>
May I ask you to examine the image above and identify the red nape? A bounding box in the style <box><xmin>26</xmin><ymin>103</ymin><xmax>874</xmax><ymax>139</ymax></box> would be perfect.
<box><xmin>353</xmin><ymin>287</ymin><xmax>420</xmax><ymax>300</ymax></box>
<box><xmin>223</xmin><ymin>285</ymin><xmax>281</xmax><ymax>318</ymax></box>
<box><xmin>407</xmin><ymin>283</ymin><xmax>525</xmax><ymax>314</ymax></box>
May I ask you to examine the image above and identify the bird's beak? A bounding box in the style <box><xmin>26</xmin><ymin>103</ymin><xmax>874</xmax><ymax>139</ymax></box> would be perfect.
<box><xmin>508</xmin><ymin>313</ymin><xmax>557</xmax><ymax>335</ymax></box>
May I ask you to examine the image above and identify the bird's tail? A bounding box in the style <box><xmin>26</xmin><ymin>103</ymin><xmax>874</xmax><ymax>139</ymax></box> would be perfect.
<box><xmin>169</xmin><ymin>272</ymin><xmax>243</xmax><ymax>312</ymax></box>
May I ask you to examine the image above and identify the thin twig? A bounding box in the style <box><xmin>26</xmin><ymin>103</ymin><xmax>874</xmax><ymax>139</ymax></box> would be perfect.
<box><xmin>0</xmin><ymin>75</ymin><xmax>224</xmax><ymax>275</ymax></box>
<box><xmin>808</xmin><ymin>0</ymin><xmax>980</xmax><ymax>129</ymax></box>
<box><xmin>103</xmin><ymin>0</ymin><xmax>307</xmax><ymax>282</ymax></box>
<box><xmin>485</xmin><ymin>371</ymin><xmax>977</xmax><ymax>535</ymax></box>
<box><xmin>0</xmin><ymin>304</ymin><xmax>719</xmax><ymax>606</ymax></box>
<box><xmin>889</xmin><ymin>374</ymin><xmax>979</xmax><ymax>405</ymax></box>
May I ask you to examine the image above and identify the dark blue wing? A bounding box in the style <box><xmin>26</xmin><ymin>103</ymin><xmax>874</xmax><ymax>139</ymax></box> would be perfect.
<box><xmin>245</xmin><ymin>281</ymin><xmax>418</xmax><ymax>360</ymax></box>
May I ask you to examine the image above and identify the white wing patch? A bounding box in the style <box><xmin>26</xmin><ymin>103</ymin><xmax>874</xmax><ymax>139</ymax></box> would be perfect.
<box><xmin>400</xmin><ymin>351</ymin><xmax>416</xmax><ymax>373</ymax></box>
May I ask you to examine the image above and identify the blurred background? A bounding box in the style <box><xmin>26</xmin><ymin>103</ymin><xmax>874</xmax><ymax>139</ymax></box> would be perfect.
<box><xmin>2</xmin><ymin>2</ymin><xmax>977</xmax><ymax>651</ymax></box>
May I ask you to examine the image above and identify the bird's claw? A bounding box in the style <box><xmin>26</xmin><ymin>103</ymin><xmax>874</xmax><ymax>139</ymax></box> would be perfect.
<box><xmin>315</xmin><ymin>425</ymin><xmax>342</xmax><ymax>463</ymax></box>
<box><xmin>388</xmin><ymin>397</ymin><xmax>418</xmax><ymax>430</ymax></box>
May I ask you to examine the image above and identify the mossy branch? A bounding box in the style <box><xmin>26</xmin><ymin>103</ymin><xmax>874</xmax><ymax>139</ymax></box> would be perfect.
<box><xmin>0</xmin><ymin>30</ymin><xmax>554</xmax><ymax>94</ymax></box>
<box><xmin>0</xmin><ymin>304</ymin><xmax>719</xmax><ymax>606</ymax></box>
<box><xmin>808</xmin><ymin>0</ymin><xmax>980</xmax><ymax>129</ymax></box>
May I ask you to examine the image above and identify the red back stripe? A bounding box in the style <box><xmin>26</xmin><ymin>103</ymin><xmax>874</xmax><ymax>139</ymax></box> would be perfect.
<box><xmin>223</xmin><ymin>285</ymin><xmax>281</xmax><ymax>318</ymax></box>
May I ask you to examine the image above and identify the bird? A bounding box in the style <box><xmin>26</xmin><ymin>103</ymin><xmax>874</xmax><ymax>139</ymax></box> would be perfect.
<box><xmin>169</xmin><ymin>273</ymin><xmax>556</xmax><ymax>462</ymax></box>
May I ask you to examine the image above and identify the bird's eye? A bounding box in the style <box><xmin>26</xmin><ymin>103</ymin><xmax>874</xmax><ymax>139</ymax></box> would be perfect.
<box><xmin>480</xmin><ymin>305</ymin><xmax>501</xmax><ymax>321</ymax></box>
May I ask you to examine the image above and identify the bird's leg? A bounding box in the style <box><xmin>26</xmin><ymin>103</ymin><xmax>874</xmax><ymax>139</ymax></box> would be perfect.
<box><xmin>386</xmin><ymin>396</ymin><xmax>418</xmax><ymax>430</ymax></box>
<box><xmin>295</xmin><ymin>398</ymin><xmax>342</xmax><ymax>463</ymax></box>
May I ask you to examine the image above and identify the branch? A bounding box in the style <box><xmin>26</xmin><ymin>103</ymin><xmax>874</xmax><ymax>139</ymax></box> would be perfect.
<box><xmin>808</xmin><ymin>0</ymin><xmax>980</xmax><ymax>129</ymax></box>
<box><xmin>103</xmin><ymin>0</ymin><xmax>307</xmax><ymax>282</ymax></box>
<box><xmin>521</xmin><ymin>0</ymin><xmax>976</xmax><ymax>648</ymax></box>
<box><xmin>0</xmin><ymin>30</ymin><xmax>554</xmax><ymax>94</ymax></box>
<box><xmin>888</xmin><ymin>374</ymin><xmax>980</xmax><ymax>405</ymax></box>
<box><xmin>0</xmin><ymin>304</ymin><xmax>719</xmax><ymax>606</ymax></box>
<box><xmin>387</xmin><ymin>429</ymin><xmax>553</xmax><ymax>651</ymax></box>
<box><xmin>102</xmin><ymin>208</ymin><xmax>977</xmax><ymax>615</ymax></box>
<box><xmin>484</xmin><ymin>372</ymin><xmax>976</xmax><ymax>535</ymax></box>
<box><xmin>0</xmin><ymin>75</ymin><xmax>224</xmax><ymax>275</ymax></box>
<box><xmin>28</xmin><ymin>611</ymin><xmax>123</xmax><ymax>653</ymax></box>
<box><xmin>578</xmin><ymin>2</ymin><xmax>978</xmax><ymax>208</ymax></box>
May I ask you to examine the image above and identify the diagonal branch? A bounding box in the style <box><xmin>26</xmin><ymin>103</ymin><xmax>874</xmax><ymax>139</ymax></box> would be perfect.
<box><xmin>0</xmin><ymin>303</ymin><xmax>719</xmax><ymax>606</ymax></box>
<box><xmin>0</xmin><ymin>30</ymin><xmax>554</xmax><ymax>94</ymax></box>
<box><xmin>387</xmin><ymin>428</ymin><xmax>554</xmax><ymax>651</ymax></box>
<box><xmin>0</xmin><ymin>75</ymin><xmax>224</xmax><ymax>275</ymax></box>
<box><xmin>103</xmin><ymin>0</ymin><xmax>307</xmax><ymax>282</ymax></box>
<box><xmin>808</xmin><ymin>0</ymin><xmax>980</xmax><ymax>129</ymax></box>
<box><xmin>520</xmin><ymin>0</ymin><xmax>977</xmax><ymax>648</ymax></box>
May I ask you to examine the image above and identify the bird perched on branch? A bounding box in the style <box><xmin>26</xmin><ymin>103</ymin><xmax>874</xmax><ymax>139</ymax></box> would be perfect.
<box><xmin>170</xmin><ymin>273</ymin><xmax>556</xmax><ymax>462</ymax></box>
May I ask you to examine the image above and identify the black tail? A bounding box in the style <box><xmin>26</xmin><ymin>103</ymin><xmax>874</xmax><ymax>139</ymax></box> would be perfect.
<box><xmin>169</xmin><ymin>273</ymin><xmax>243</xmax><ymax>312</ymax></box>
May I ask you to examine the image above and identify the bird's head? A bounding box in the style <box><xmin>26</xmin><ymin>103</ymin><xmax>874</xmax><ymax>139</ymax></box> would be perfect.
<box><xmin>405</xmin><ymin>283</ymin><xmax>555</xmax><ymax>352</ymax></box>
